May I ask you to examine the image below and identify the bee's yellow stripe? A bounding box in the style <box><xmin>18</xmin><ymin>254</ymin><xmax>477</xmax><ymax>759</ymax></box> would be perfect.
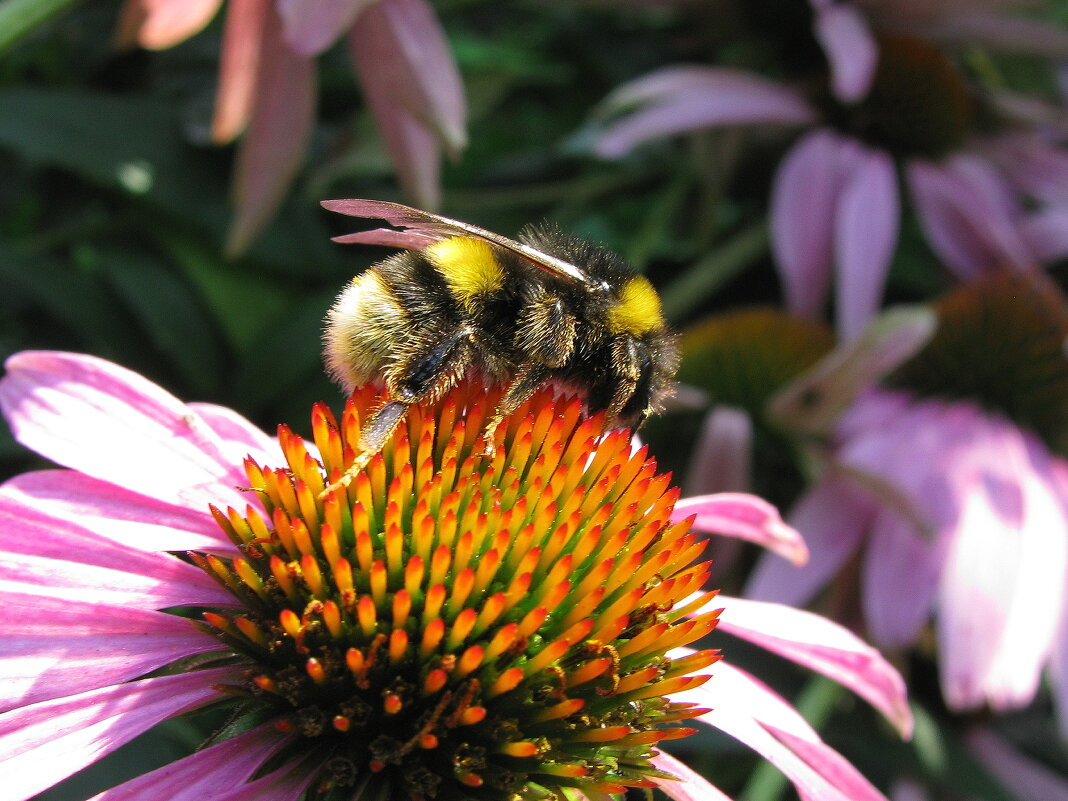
<box><xmin>426</xmin><ymin>237</ymin><xmax>504</xmax><ymax>310</ymax></box>
<box><xmin>608</xmin><ymin>276</ymin><xmax>663</xmax><ymax>336</ymax></box>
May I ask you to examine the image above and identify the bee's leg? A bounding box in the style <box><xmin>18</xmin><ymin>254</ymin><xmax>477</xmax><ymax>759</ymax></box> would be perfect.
<box><xmin>319</xmin><ymin>329</ymin><xmax>472</xmax><ymax>499</ymax></box>
<box><xmin>602</xmin><ymin>337</ymin><xmax>654</xmax><ymax>434</ymax></box>
<box><xmin>479</xmin><ymin>363</ymin><xmax>550</xmax><ymax>456</ymax></box>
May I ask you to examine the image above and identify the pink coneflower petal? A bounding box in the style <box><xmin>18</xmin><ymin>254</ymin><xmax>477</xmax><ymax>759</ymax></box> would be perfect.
<box><xmin>747</xmin><ymin>477</ymin><xmax>873</xmax><ymax>606</ymax></box>
<box><xmin>89</xmin><ymin>724</ymin><xmax>292</xmax><ymax>801</ymax></box>
<box><xmin>811</xmin><ymin>1</ymin><xmax>879</xmax><ymax>102</ymax></box>
<box><xmin>114</xmin><ymin>0</ymin><xmax>222</xmax><ymax>50</ymax></box>
<box><xmin>227</xmin><ymin>4</ymin><xmax>317</xmax><ymax>256</ymax></box>
<box><xmin>922</xmin><ymin>12</ymin><xmax>1068</xmax><ymax>58</ymax></box>
<box><xmin>677</xmin><ymin>659</ymin><xmax>888</xmax><ymax>801</ymax></box>
<box><xmin>683</xmin><ymin>405</ymin><xmax>753</xmax><ymax>495</ymax></box>
<box><xmin>907</xmin><ymin>157</ymin><xmax>1034</xmax><ymax>279</ymax></box>
<box><xmin>652</xmin><ymin>751</ymin><xmax>734</xmax><ymax>801</ymax></box>
<box><xmin>211</xmin><ymin>0</ymin><xmax>269</xmax><ymax>144</ymax></box>
<box><xmin>834</xmin><ymin>147</ymin><xmax>899</xmax><ymax>340</ymax></box>
<box><xmin>0</xmin><ymin>471</ymin><xmax>229</xmax><ymax>553</ymax></box>
<box><xmin>0</xmin><ymin>592</ymin><xmax>217</xmax><ymax>712</ymax></box>
<box><xmin>349</xmin><ymin>0</ymin><xmax>467</xmax><ymax>155</ymax></box>
<box><xmin>1022</xmin><ymin>207</ymin><xmax>1068</xmax><ymax>263</ymax></box>
<box><xmin>186</xmin><ymin>761</ymin><xmax>317</xmax><ymax>801</ymax></box>
<box><xmin>673</xmin><ymin>492</ymin><xmax>809</xmax><ymax>566</ymax></box>
<box><xmin>0</xmin><ymin>667</ymin><xmax>240</xmax><ymax>801</ymax></box>
<box><xmin>187</xmin><ymin>402</ymin><xmax>280</xmax><ymax>466</ymax></box>
<box><xmin>965</xmin><ymin>728</ymin><xmax>1068</xmax><ymax>801</ymax></box>
<box><xmin>713</xmin><ymin>595</ymin><xmax>913</xmax><ymax>737</ymax></box>
<box><xmin>278</xmin><ymin>0</ymin><xmax>374</xmax><ymax>55</ymax></box>
<box><xmin>771</xmin><ymin>129</ymin><xmax>856</xmax><ymax>320</ymax></box>
<box><xmin>0</xmin><ymin>352</ymin><xmax>252</xmax><ymax>511</ymax></box>
<box><xmin>594</xmin><ymin>67</ymin><xmax>816</xmax><ymax>158</ymax></box>
<box><xmin>938</xmin><ymin>426</ymin><xmax>1068</xmax><ymax>711</ymax></box>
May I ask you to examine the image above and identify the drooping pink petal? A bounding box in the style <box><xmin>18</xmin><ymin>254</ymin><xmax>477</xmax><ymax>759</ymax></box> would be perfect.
<box><xmin>673</xmin><ymin>658</ymin><xmax>888</xmax><ymax>801</ymax></box>
<box><xmin>938</xmin><ymin>425</ymin><xmax>1068</xmax><ymax>711</ymax></box>
<box><xmin>0</xmin><ymin>471</ymin><xmax>229</xmax><ymax>553</ymax></box>
<box><xmin>0</xmin><ymin>351</ymin><xmax>251</xmax><ymax>511</ymax></box>
<box><xmin>0</xmin><ymin>592</ymin><xmax>218</xmax><ymax>713</ymax></box>
<box><xmin>771</xmin><ymin>130</ymin><xmax>854</xmax><ymax>320</ymax></box>
<box><xmin>1022</xmin><ymin>207</ymin><xmax>1068</xmax><ymax>263</ymax></box>
<box><xmin>811</xmin><ymin>2</ymin><xmax>878</xmax><ymax>102</ymax></box>
<box><xmin>907</xmin><ymin>158</ymin><xmax>1035</xmax><ymax>279</ymax></box>
<box><xmin>924</xmin><ymin>12</ymin><xmax>1068</xmax><ymax>58</ymax></box>
<box><xmin>202</xmin><ymin>760</ymin><xmax>318</xmax><ymax>801</ymax></box>
<box><xmin>278</xmin><ymin>0</ymin><xmax>375</xmax><ymax>55</ymax></box>
<box><xmin>594</xmin><ymin>67</ymin><xmax>815</xmax><ymax>158</ymax></box>
<box><xmin>114</xmin><ymin>0</ymin><xmax>222</xmax><ymax>50</ymax></box>
<box><xmin>652</xmin><ymin>751</ymin><xmax>734</xmax><ymax>801</ymax></box>
<box><xmin>987</xmin><ymin>133</ymin><xmax>1068</xmax><ymax>206</ymax></box>
<box><xmin>349</xmin><ymin>0</ymin><xmax>467</xmax><ymax>154</ymax></box>
<box><xmin>834</xmin><ymin>147</ymin><xmax>899</xmax><ymax>341</ymax></box>
<box><xmin>746</xmin><ymin>477</ymin><xmax>872</xmax><ymax>606</ymax></box>
<box><xmin>211</xmin><ymin>0</ymin><xmax>269</xmax><ymax>144</ymax></box>
<box><xmin>712</xmin><ymin>595</ymin><xmax>913</xmax><ymax>737</ymax></box>
<box><xmin>226</xmin><ymin>4</ymin><xmax>317</xmax><ymax>256</ymax></box>
<box><xmin>673</xmin><ymin>492</ymin><xmax>808</xmax><ymax>566</ymax></box>
<box><xmin>89</xmin><ymin>724</ymin><xmax>292</xmax><ymax>801</ymax></box>
<box><xmin>186</xmin><ymin>402</ymin><xmax>280</xmax><ymax>467</ymax></box>
<box><xmin>0</xmin><ymin>667</ymin><xmax>241</xmax><ymax>801</ymax></box>
<box><xmin>965</xmin><ymin>728</ymin><xmax>1068</xmax><ymax>801</ymax></box>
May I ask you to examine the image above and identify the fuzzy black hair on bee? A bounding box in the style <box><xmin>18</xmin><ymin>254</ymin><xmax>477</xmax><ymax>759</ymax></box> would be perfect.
<box><xmin>320</xmin><ymin>200</ymin><xmax>678</xmax><ymax>494</ymax></box>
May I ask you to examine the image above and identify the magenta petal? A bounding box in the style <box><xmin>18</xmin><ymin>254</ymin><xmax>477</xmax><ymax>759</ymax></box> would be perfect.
<box><xmin>227</xmin><ymin>5</ymin><xmax>317</xmax><ymax>255</ymax></box>
<box><xmin>771</xmin><ymin>129</ymin><xmax>853</xmax><ymax>319</ymax></box>
<box><xmin>811</xmin><ymin>2</ymin><xmax>878</xmax><ymax>102</ymax></box>
<box><xmin>746</xmin><ymin>477</ymin><xmax>871</xmax><ymax>606</ymax></box>
<box><xmin>907</xmin><ymin>157</ymin><xmax>1033</xmax><ymax>279</ymax></box>
<box><xmin>0</xmin><ymin>351</ymin><xmax>250</xmax><ymax>510</ymax></box>
<box><xmin>115</xmin><ymin>0</ymin><xmax>223</xmax><ymax>50</ymax></box>
<box><xmin>187</xmin><ymin>402</ymin><xmax>280</xmax><ymax>467</ymax></box>
<box><xmin>595</xmin><ymin>67</ymin><xmax>815</xmax><ymax>158</ymax></box>
<box><xmin>1</xmin><ymin>471</ymin><xmax>229</xmax><ymax>553</ymax></box>
<box><xmin>834</xmin><ymin>147</ymin><xmax>899</xmax><ymax>340</ymax></box>
<box><xmin>673</xmin><ymin>492</ymin><xmax>808</xmax><ymax>566</ymax></box>
<box><xmin>0</xmin><ymin>667</ymin><xmax>240</xmax><ymax>801</ymax></box>
<box><xmin>714</xmin><ymin>595</ymin><xmax>913</xmax><ymax>737</ymax></box>
<box><xmin>349</xmin><ymin>0</ymin><xmax>467</xmax><ymax>155</ymax></box>
<box><xmin>768</xmin><ymin>725</ymin><xmax>891</xmax><ymax>801</ymax></box>
<box><xmin>652</xmin><ymin>751</ymin><xmax>734</xmax><ymax>801</ymax></box>
<box><xmin>202</xmin><ymin>761</ymin><xmax>317</xmax><ymax>801</ymax></box>
<box><xmin>278</xmin><ymin>0</ymin><xmax>373</xmax><ymax>55</ymax></box>
<box><xmin>0</xmin><ymin>592</ymin><xmax>217</xmax><ymax>712</ymax></box>
<box><xmin>89</xmin><ymin>724</ymin><xmax>292</xmax><ymax>801</ymax></box>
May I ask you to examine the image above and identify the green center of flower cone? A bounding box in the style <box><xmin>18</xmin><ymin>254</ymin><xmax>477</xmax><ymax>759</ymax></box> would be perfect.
<box><xmin>889</xmin><ymin>273</ymin><xmax>1068</xmax><ymax>455</ymax></box>
<box><xmin>194</xmin><ymin>383</ymin><xmax>719</xmax><ymax>801</ymax></box>
<box><xmin>826</xmin><ymin>35</ymin><xmax>975</xmax><ymax>159</ymax></box>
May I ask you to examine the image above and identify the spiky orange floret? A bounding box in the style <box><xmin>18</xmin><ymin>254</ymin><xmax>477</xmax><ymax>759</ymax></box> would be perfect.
<box><xmin>197</xmin><ymin>384</ymin><xmax>718</xmax><ymax>801</ymax></box>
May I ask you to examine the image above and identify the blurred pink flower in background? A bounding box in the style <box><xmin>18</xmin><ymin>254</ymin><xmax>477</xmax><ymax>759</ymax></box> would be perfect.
<box><xmin>115</xmin><ymin>0</ymin><xmax>467</xmax><ymax>254</ymax></box>
<box><xmin>0</xmin><ymin>350</ymin><xmax>910</xmax><ymax>801</ymax></box>
<box><xmin>593</xmin><ymin>0</ymin><xmax>1068</xmax><ymax>340</ymax></box>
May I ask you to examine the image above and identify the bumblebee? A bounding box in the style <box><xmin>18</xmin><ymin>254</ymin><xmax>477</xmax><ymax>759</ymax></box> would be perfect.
<box><xmin>321</xmin><ymin>199</ymin><xmax>678</xmax><ymax>486</ymax></box>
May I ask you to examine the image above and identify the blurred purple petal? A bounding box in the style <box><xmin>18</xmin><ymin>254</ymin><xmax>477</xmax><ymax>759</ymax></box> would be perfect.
<box><xmin>965</xmin><ymin>728</ymin><xmax>1068</xmax><ymax>801</ymax></box>
<box><xmin>595</xmin><ymin>68</ymin><xmax>815</xmax><ymax>158</ymax></box>
<box><xmin>772</xmin><ymin>130</ymin><xmax>868</xmax><ymax>320</ymax></box>
<box><xmin>673</xmin><ymin>492</ymin><xmax>808</xmax><ymax>566</ymax></box>
<box><xmin>683</xmin><ymin>405</ymin><xmax>753</xmax><ymax>495</ymax></box>
<box><xmin>714</xmin><ymin>595</ymin><xmax>913</xmax><ymax>736</ymax></box>
<box><xmin>834</xmin><ymin>147</ymin><xmax>899</xmax><ymax>340</ymax></box>
<box><xmin>746</xmin><ymin>476</ymin><xmax>871</xmax><ymax>606</ymax></box>
<box><xmin>278</xmin><ymin>0</ymin><xmax>373</xmax><ymax>55</ymax></box>
<box><xmin>811</xmin><ymin>2</ymin><xmax>878</xmax><ymax>102</ymax></box>
<box><xmin>1023</xmin><ymin>207</ymin><xmax>1068</xmax><ymax>263</ymax></box>
<box><xmin>226</xmin><ymin>5</ymin><xmax>316</xmax><ymax>255</ymax></box>
<box><xmin>349</xmin><ymin>0</ymin><xmax>466</xmax><ymax>156</ymax></box>
<box><xmin>211</xmin><ymin>0</ymin><xmax>268</xmax><ymax>144</ymax></box>
<box><xmin>907</xmin><ymin>157</ymin><xmax>1034</xmax><ymax>279</ymax></box>
<box><xmin>925</xmin><ymin>12</ymin><xmax>1068</xmax><ymax>58</ymax></box>
<box><xmin>114</xmin><ymin>0</ymin><xmax>222</xmax><ymax>50</ymax></box>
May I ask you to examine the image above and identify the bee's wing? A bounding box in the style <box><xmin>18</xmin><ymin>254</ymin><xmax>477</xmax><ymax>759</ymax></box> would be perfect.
<box><xmin>321</xmin><ymin>199</ymin><xmax>591</xmax><ymax>285</ymax></box>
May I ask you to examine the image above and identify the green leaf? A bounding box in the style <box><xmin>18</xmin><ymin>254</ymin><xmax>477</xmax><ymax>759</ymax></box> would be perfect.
<box><xmin>0</xmin><ymin>0</ymin><xmax>87</xmax><ymax>53</ymax></box>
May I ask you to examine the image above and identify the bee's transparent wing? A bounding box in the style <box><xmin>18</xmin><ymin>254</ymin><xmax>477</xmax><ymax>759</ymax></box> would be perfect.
<box><xmin>321</xmin><ymin>199</ymin><xmax>591</xmax><ymax>285</ymax></box>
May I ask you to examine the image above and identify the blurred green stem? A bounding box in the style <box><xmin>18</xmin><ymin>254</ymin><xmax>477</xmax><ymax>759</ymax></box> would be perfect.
<box><xmin>0</xmin><ymin>0</ymin><xmax>87</xmax><ymax>52</ymax></box>
<box><xmin>740</xmin><ymin>676</ymin><xmax>843</xmax><ymax>801</ymax></box>
<box><xmin>660</xmin><ymin>219</ymin><xmax>769</xmax><ymax>322</ymax></box>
